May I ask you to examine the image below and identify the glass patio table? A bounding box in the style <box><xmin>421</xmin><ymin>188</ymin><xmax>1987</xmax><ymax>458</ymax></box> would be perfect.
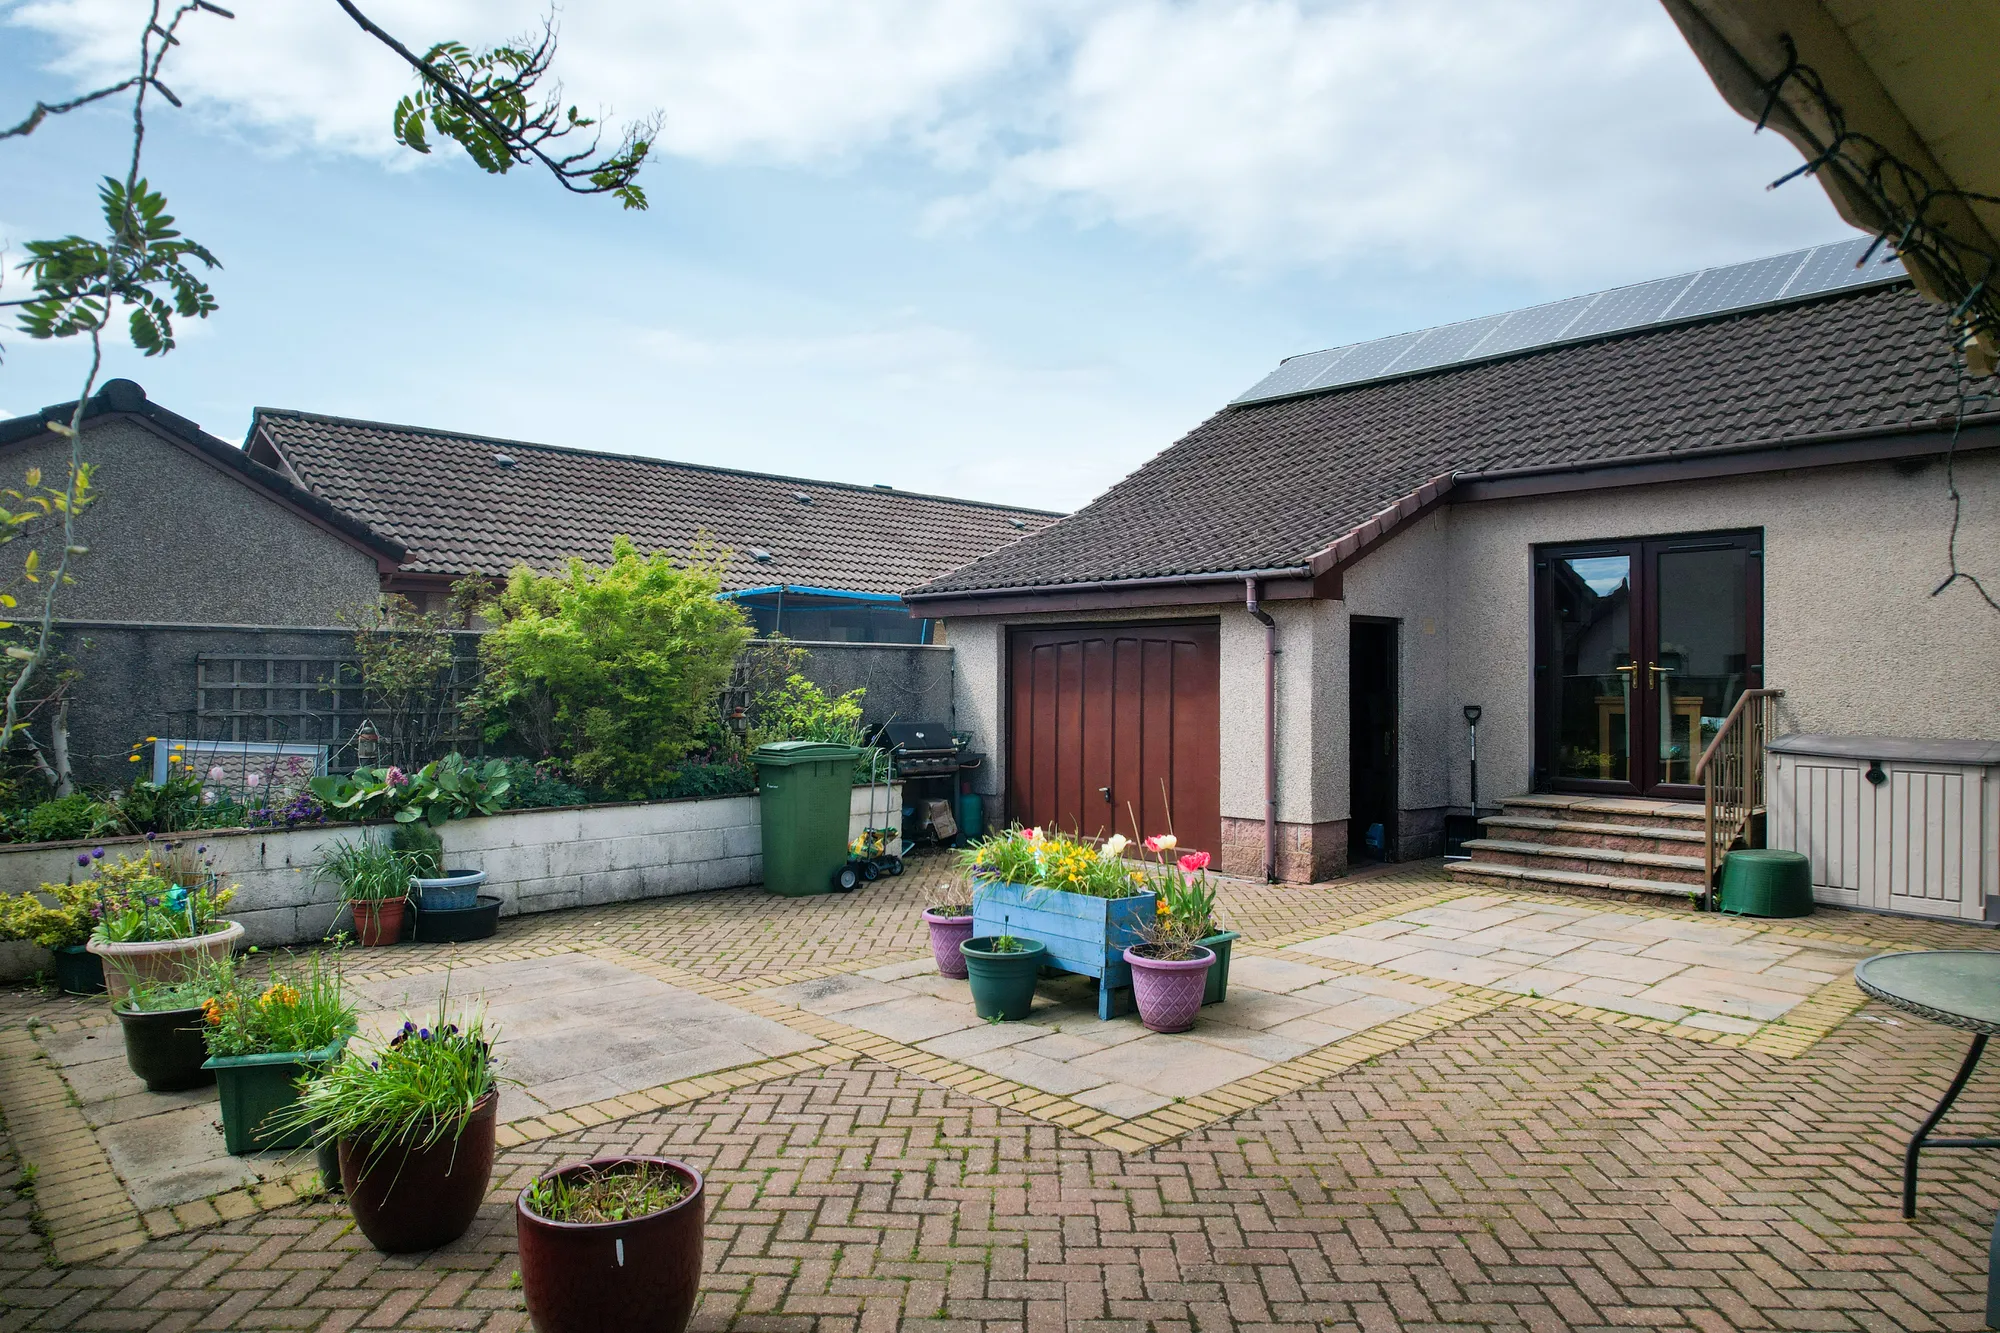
<box><xmin>1853</xmin><ymin>951</ymin><xmax>2000</xmax><ymax>1218</ymax></box>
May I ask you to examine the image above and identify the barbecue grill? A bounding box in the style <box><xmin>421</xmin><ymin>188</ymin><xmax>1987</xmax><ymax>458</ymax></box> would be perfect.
<box><xmin>870</xmin><ymin>722</ymin><xmax>964</xmax><ymax>777</ymax></box>
<box><xmin>868</xmin><ymin>722</ymin><xmax>983</xmax><ymax>847</ymax></box>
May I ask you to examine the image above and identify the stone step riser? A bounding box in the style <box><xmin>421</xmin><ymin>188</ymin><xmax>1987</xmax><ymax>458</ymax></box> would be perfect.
<box><xmin>1443</xmin><ymin>860</ymin><xmax>1696</xmax><ymax>900</ymax></box>
<box><xmin>1479</xmin><ymin>823</ymin><xmax>1703</xmax><ymax>858</ymax></box>
<box><xmin>1465</xmin><ymin>845</ymin><xmax>1706</xmax><ymax>886</ymax></box>
<box><xmin>1498</xmin><ymin>801</ymin><xmax>1706</xmax><ymax>833</ymax></box>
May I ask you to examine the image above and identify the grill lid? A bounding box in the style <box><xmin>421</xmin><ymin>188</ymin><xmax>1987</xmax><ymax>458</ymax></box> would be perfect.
<box><xmin>874</xmin><ymin>721</ymin><xmax>958</xmax><ymax>754</ymax></box>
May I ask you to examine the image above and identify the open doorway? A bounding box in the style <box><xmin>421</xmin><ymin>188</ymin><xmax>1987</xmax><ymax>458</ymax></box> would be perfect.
<box><xmin>1349</xmin><ymin>619</ymin><xmax>1399</xmax><ymax>862</ymax></box>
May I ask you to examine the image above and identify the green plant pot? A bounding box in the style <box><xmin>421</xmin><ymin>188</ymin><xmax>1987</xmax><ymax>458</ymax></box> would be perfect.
<box><xmin>51</xmin><ymin>944</ymin><xmax>105</xmax><ymax>996</ymax></box>
<box><xmin>203</xmin><ymin>1030</ymin><xmax>352</xmax><ymax>1156</ymax></box>
<box><xmin>1195</xmin><ymin>931</ymin><xmax>1240</xmax><ymax>1006</ymax></box>
<box><xmin>114</xmin><ymin>1002</ymin><xmax>214</xmax><ymax>1092</ymax></box>
<box><xmin>961</xmin><ymin>936</ymin><xmax>1047</xmax><ymax>1021</ymax></box>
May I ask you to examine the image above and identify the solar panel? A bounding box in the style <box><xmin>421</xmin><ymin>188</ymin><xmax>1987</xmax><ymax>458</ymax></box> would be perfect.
<box><xmin>1231</xmin><ymin>239</ymin><xmax>1909</xmax><ymax>406</ymax></box>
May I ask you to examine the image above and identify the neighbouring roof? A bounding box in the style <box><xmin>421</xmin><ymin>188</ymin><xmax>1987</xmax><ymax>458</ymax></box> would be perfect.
<box><xmin>915</xmin><ymin>269</ymin><xmax>1966</xmax><ymax>598</ymax></box>
<box><xmin>0</xmin><ymin>380</ymin><xmax>406</xmax><ymax>562</ymax></box>
<box><xmin>247</xmin><ymin>411</ymin><xmax>1060</xmax><ymax>596</ymax></box>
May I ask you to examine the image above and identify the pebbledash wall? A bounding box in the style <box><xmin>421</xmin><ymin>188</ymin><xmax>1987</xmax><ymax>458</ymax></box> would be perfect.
<box><xmin>0</xmin><ymin>783</ymin><xmax>899</xmax><ymax>982</ymax></box>
<box><xmin>945</xmin><ymin>451</ymin><xmax>2000</xmax><ymax>884</ymax></box>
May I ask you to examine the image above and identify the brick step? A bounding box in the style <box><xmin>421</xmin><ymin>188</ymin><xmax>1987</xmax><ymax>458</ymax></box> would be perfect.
<box><xmin>1445</xmin><ymin>858</ymin><xmax>1698</xmax><ymax>901</ymax></box>
<box><xmin>1462</xmin><ymin>837</ymin><xmax>1707</xmax><ymax>886</ymax></box>
<box><xmin>1499</xmin><ymin>793</ymin><xmax>1707</xmax><ymax>831</ymax></box>
<box><xmin>1478</xmin><ymin>814</ymin><xmax>1706</xmax><ymax>857</ymax></box>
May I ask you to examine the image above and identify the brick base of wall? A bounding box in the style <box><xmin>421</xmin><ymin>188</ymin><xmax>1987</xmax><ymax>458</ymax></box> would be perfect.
<box><xmin>1220</xmin><ymin>817</ymin><xmax>1348</xmax><ymax>884</ymax></box>
<box><xmin>1398</xmin><ymin>806</ymin><xmax>1448</xmax><ymax>861</ymax></box>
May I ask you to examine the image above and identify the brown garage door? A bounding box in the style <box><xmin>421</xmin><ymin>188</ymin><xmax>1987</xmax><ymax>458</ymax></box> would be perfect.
<box><xmin>1007</xmin><ymin>621</ymin><xmax>1221</xmax><ymax>855</ymax></box>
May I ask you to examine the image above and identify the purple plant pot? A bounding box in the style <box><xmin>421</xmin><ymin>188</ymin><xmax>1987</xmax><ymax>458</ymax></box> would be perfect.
<box><xmin>1123</xmin><ymin>945</ymin><xmax>1216</xmax><ymax>1033</ymax></box>
<box><xmin>923</xmin><ymin>909</ymin><xmax>975</xmax><ymax>978</ymax></box>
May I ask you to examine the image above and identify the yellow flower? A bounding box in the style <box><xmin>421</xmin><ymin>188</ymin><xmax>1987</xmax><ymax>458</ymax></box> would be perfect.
<box><xmin>145</xmin><ymin>735</ymin><xmax>158</xmax><ymax>742</ymax></box>
<box><xmin>128</xmin><ymin>755</ymin><xmax>140</xmax><ymax>763</ymax></box>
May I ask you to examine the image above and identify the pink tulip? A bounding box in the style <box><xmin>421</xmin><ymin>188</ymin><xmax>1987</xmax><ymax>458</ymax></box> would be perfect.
<box><xmin>1177</xmin><ymin>851</ymin><xmax>1210</xmax><ymax>873</ymax></box>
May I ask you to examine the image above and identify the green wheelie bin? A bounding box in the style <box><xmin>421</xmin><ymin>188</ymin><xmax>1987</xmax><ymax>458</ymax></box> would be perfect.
<box><xmin>753</xmin><ymin>741</ymin><xmax>864</xmax><ymax>896</ymax></box>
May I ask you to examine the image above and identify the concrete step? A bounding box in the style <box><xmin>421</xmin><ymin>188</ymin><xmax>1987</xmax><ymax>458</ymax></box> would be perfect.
<box><xmin>1445</xmin><ymin>858</ymin><xmax>1699</xmax><ymax>901</ymax></box>
<box><xmin>1500</xmin><ymin>793</ymin><xmax>1706</xmax><ymax>831</ymax></box>
<box><xmin>1462</xmin><ymin>837</ymin><xmax>1706</xmax><ymax>886</ymax></box>
<box><xmin>1478</xmin><ymin>814</ymin><xmax>1707</xmax><ymax>857</ymax></box>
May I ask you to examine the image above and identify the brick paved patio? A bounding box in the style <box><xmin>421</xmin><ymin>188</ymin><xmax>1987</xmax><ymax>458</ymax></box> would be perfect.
<box><xmin>2</xmin><ymin>855</ymin><xmax>1997</xmax><ymax>1331</ymax></box>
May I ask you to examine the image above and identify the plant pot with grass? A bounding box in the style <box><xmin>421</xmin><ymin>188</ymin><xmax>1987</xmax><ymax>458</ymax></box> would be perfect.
<box><xmin>960</xmin><ymin>935</ymin><xmax>1047</xmax><ymax>1020</ymax></box>
<box><xmin>74</xmin><ymin>845</ymin><xmax>242</xmax><ymax>999</ymax></box>
<box><xmin>286</xmin><ymin>1009</ymin><xmax>499</xmax><ymax>1253</ymax></box>
<box><xmin>922</xmin><ymin>903</ymin><xmax>974</xmax><ymax>978</ymax></box>
<box><xmin>517</xmin><ymin>1157</ymin><xmax>705</xmax><ymax>1333</ymax></box>
<box><xmin>200</xmin><ymin>951</ymin><xmax>355</xmax><ymax>1154</ymax></box>
<box><xmin>317</xmin><ymin>835</ymin><xmax>414</xmax><ymax>948</ymax></box>
<box><xmin>115</xmin><ymin>972</ymin><xmax>219</xmax><ymax>1092</ymax></box>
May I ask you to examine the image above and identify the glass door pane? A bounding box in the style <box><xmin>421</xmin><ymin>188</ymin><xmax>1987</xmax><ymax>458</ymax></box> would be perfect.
<box><xmin>1551</xmin><ymin>553</ymin><xmax>1634</xmax><ymax>783</ymax></box>
<box><xmin>1650</xmin><ymin>545</ymin><xmax>1750</xmax><ymax>787</ymax></box>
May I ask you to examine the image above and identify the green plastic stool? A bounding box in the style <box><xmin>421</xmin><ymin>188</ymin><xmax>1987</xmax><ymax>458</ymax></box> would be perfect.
<box><xmin>1718</xmin><ymin>849</ymin><xmax>1814</xmax><ymax>918</ymax></box>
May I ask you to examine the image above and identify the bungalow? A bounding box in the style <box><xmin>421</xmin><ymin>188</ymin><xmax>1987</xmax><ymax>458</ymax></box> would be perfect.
<box><xmin>908</xmin><ymin>238</ymin><xmax>2000</xmax><ymax>921</ymax></box>
<box><xmin>245</xmin><ymin>409</ymin><xmax>1058</xmax><ymax>643</ymax></box>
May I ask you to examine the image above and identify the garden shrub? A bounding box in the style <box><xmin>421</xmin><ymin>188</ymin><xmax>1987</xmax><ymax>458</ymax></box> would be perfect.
<box><xmin>23</xmin><ymin>793</ymin><xmax>113</xmax><ymax>842</ymax></box>
<box><xmin>473</xmin><ymin>538</ymin><xmax>752</xmax><ymax>799</ymax></box>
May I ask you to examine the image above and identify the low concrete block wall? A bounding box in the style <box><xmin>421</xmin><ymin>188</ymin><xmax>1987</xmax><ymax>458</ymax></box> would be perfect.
<box><xmin>0</xmin><ymin>783</ymin><xmax>900</xmax><ymax>981</ymax></box>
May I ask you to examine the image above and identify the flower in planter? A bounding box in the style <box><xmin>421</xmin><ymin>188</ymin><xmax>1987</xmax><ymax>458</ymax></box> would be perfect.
<box><xmin>1177</xmin><ymin>851</ymin><xmax>1211</xmax><ymax>873</ymax></box>
<box><xmin>1100</xmin><ymin>833</ymin><xmax>1129</xmax><ymax>859</ymax></box>
<box><xmin>1143</xmin><ymin>834</ymin><xmax>1177</xmax><ymax>853</ymax></box>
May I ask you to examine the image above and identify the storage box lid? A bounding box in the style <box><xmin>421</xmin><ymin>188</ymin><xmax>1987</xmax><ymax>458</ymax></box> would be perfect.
<box><xmin>1769</xmin><ymin>733</ymin><xmax>2000</xmax><ymax>765</ymax></box>
<box><xmin>752</xmin><ymin>740</ymin><xmax>865</xmax><ymax>765</ymax></box>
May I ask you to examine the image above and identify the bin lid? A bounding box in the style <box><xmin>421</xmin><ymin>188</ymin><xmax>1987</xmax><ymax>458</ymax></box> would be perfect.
<box><xmin>752</xmin><ymin>740</ymin><xmax>865</xmax><ymax>766</ymax></box>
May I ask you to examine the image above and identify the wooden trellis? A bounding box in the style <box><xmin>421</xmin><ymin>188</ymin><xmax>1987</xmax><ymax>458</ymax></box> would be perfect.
<box><xmin>194</xmin><ymin>652</ymin><xmax>480</xmax><ymax>766</ymax></box>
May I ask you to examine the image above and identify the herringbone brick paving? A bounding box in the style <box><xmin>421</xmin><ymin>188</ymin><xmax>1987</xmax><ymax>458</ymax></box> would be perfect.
<box><xmin>3</xmin><ymin>859</ymin><xmax>1997</xmax><ymax>1330</ymax></box>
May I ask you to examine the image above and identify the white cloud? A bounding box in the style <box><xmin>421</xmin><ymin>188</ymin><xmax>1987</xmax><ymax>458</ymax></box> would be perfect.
<box><xmin>8</xmin><ymin>0</ymin><xmax>1840</xmax><ymax>286</ymax></box>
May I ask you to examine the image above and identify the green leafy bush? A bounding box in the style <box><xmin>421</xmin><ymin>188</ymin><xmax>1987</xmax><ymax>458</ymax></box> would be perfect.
<box><xmin>473</xmin><ymin>537</ymin><xmax>752</xmax><ymax>798</ymax></box>
<box><xmin>746</xmin><ymin>674</ymin><xmax>865</xmax><ymax>748</ymax></box>
<box><xmin>308</xmin><ymin>754</ymin><xmax>512</xmax><ymax>826</ymax></box>
<box><xmin>23</xmin><ymin>793</ymin><xmax>114</xmax><ymax>843</ymax></box>
<box><xmin>0</xmin><ymin>880</ymin><xmax>96</xmax><ymax>949</ymax></box>
<box><xmin>494</xmin><ymin>758</ymin><xmax>592</xmax><ymax>810</ymax></box>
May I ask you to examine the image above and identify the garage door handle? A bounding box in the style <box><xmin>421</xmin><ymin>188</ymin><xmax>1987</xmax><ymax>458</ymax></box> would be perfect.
<box><xmin>1099</xmin><ymin>786</ymin><xmax>1112</xmax><ymax>803</ymax></box>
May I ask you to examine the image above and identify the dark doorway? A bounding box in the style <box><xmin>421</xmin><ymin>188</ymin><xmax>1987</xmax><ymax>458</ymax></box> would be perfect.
<box><xmin>1349</xmin><ymin>619</ymin><xmax>1399</xmax><ymax>862</ymax></box>
<box><xmin>1007</xmin><ymin>621</ymin><xmax>1222</xmax><ymax>856</ymax></box>
<box><xmin>1534</xmin><ymin>530</ymin><xmax>1763</xmax><ymax>798</ymax></box>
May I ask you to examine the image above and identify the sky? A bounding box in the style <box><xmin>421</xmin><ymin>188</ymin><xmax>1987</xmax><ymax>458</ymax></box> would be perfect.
<box><xmin>0</xmin><ymin>0</ymin><xmax>1852</xmax><ymax>512</ymax></box>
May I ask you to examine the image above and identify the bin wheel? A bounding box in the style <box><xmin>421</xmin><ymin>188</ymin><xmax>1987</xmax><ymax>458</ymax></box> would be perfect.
<box><xmin>860</xmin><ymin>860</ymin><xmax>880</xmax><ymax>882</ymax></box>
<box><xmin>833</xmin><ymin>866</ymin><xmax>861</xmax><ymax>892</ymax></box>
<box><xmin>883</xmin><ymin>856</ymin><xmax>904</xmax><ymax>877</ymax></box>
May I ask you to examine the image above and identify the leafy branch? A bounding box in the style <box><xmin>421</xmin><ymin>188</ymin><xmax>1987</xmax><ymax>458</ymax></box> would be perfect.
<box><xmin>333</xmin><ymin>2</ymin><xmax>656</xmax><ymax>209</ymax></box>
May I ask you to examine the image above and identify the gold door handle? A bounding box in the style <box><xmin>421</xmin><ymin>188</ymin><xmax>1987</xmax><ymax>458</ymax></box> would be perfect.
<box><xmin>1614</xmin><ymin>664</ymin><xmax>1636</xmax><ymax>675</ymax></box>
<box><xmin>1648</xmin><ymin>662</ymin><xmax>1671</xmax><ymax>681</ymax></box>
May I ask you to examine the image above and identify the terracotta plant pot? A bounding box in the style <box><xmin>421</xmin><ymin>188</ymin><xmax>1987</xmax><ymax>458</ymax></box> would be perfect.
<box><xmin>516</xmin><ymin>1157</ymin><xmax>705</xmax><ymax>1333</ymax></box>
<box><xmin>349</xmin><ymin>898</ymin><xmax>407</xmax><ymax>948</ymax></box>
<box><xmin>922</xmin><ymin>908</ymin><xmax>974</xmax><ymax>978</ymax></box>
<box><xmin>88</xmin><ymin>921</ymin><xmax>243</xmax><ymax>1000</ymax></box>
<box><xmin>340</xmin><ymin>1088</ymin><xmax>498</xmax><ymax>1253</ymax></box>
<box><xmin>114</xmin><ymin>1002</ymin><xmax>214</xmax><ymax>1092</ymax></box>
<box><xmin>1123</xmin><ymin>945</ymin><xmax>1215</xmax><ymax>1033</ymax></box>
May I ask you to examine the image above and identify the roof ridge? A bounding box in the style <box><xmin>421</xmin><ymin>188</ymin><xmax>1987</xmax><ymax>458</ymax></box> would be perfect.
<box><xmin>251</xmin><ymin>407</ymin><xmax>1061</xmax><ymax>517</ymax></box>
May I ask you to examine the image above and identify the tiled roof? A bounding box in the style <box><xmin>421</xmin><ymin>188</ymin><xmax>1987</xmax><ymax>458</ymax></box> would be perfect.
<box><xmin>248</xmin><ymin>412</ymin><xmax>1059</xmax><ymax>595</ymax></box>
<box><xmin>916</xmin><ymin>281</ymin><xmax>1962</xmax><ymax>596</ymax></box>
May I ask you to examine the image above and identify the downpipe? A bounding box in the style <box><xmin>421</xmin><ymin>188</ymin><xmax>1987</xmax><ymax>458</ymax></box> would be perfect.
<box><xmin>1245</xmin><ymin>579</ymin><xmax>1278</xmax><ymax>882</ymax></box>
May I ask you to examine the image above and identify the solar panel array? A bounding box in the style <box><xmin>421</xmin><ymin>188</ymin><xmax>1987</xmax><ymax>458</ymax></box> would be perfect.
<box><xmin>1231</xmin><ymin>237</ymin><xmax>1906</xmax><ymax>407</ymax></box>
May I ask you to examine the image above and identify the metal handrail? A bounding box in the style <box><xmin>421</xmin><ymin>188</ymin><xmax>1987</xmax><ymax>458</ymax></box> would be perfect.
<box><xmin>1697</xmin><ymin>687</ymin><xmax>1784</xmax><ymax>909</ymax></box>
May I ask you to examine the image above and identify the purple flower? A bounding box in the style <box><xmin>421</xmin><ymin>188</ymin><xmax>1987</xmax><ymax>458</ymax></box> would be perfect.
<box><xmin>145</xmin><ymin>896</ymin><xmax>160</xmax><ymax>907</ymax></box>
<box><xmin>418</xmin><ymin>1028</ymin><xmax>431</xmax><ymax>1041</ymax></box>
<box><xmin>145</xmin><ymin>832</ymin><xmax>157</xmax><ymax>841</ymax></box>
<box><xmin>77</xmin><ymin>854</ymin><xmax>91</xmax><ymax>867</ymax></box>
<box><xmin>197</xmin><ymin>845</ymin><xmax>207</xmax><ymax>854</ymax></box>
<box><xmin>91</xmin><ymin>847</ymin><xmax>104</xmax><ymax>860</ymax></box>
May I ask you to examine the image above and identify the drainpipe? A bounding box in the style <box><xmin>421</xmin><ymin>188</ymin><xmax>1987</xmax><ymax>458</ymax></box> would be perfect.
<box><xmin>1245</xmin><ymin>579</ymin><xmax>1278</xmax><ymax>882</ymax></box>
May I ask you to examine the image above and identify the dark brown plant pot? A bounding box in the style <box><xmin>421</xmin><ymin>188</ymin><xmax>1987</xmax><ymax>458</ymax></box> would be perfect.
<box><xmin>350</xmin><ymin>898</ymin><xmax>407</xmax><ymax>948</ymax></box>
<box><xmin>339</xmin><ymin>1088</ymin><xmax>497</xmax><ymax>1253</ymax></box>
<box><xmin>516</xmin><ymin>1157</ymin><xmax>705</xmax><ymax>1333</ymax></box>
<box><xmin>114</xmin><ymin>1002</ymin><xmax>215</xmax><ymax>1092</ymax></box>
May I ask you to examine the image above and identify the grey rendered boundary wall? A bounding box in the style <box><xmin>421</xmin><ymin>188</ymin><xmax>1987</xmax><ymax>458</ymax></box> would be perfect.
<box><xmin>49</xmin><ymin>622</ymin><xmax>955</xmax><ymax>789</ymax></box>
<box><xmin>0</xmin><ymin>783</ymin><xmax>900</xmax><ymax>982</ymax></box>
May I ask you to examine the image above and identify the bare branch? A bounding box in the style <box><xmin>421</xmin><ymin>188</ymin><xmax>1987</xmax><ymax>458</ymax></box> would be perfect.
<box><xmin>1</xmin><ymin>81</ymin><xmax>142</xmax><ymax>141</ymax></box>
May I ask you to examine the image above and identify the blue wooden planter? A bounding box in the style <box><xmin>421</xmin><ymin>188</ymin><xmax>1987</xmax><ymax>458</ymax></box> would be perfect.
<box><xmin>971</xmin><ymin>876</ymin><xmax>1156</xmax><ymax>1020</ymax></box>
